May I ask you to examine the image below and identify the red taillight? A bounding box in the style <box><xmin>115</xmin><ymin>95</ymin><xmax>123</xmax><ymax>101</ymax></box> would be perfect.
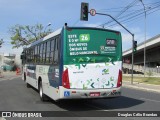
<box><xmin>117</xmin><ymin>70</ymin><xmax>122</xmax><ymax>87</ymax></box>
<box><xmin>62</xmin><ymin>69</ymin><xmax>70</xmax><ymax>89</ymax></box>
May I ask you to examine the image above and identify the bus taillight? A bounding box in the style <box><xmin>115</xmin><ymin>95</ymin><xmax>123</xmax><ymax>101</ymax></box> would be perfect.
<box><xmin>117</xmin><ymin>70</ymin><xmax>122</xmax><ymax>87</ymax></box>
<box><xmin>62</xmin><ymin>69</ymin><xmax>70</xmax><ymax>89</ymax></box>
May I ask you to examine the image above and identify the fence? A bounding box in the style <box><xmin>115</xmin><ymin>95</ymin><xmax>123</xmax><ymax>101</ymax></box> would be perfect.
<box><xmin>123</xmin><ymin>63</ymin><xmax>160</xmax><ymax>74</ymax></box>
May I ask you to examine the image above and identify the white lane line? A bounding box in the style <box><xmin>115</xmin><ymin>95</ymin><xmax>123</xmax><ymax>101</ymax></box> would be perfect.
<box><xmin>140</xmin><ymin>98</ymin><xmax>160</xmax><ymax>103</ymax></box>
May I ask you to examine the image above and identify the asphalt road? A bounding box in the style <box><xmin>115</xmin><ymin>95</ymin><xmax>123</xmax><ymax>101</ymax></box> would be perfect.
<box><xmin>0</xmin><ymin>77</ymin><xmax>160</xmax><ymax>120</ymax></box>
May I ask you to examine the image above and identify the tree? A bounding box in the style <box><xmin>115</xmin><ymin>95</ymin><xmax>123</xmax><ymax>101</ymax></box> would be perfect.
<box><xmin>9</xmin><ymin>23</ymin><xmax>52</xmax><ymax>48</ymax></box>
<box><xmin>0</xmin><ymin>39</ymin><xmax>4</xmax><ymax>48</ymax></box>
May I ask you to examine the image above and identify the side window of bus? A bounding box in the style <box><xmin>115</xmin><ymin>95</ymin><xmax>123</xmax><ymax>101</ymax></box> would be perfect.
<box><xmin>37</xmin><ymin>45</ymin><xmax>40</xmax><ymax>63</ymax></box>
<box><xmin>50</xmin><ymin>39</ymin><xmax>55</xmax><ymax>63</ymax></box>
<box><xmin>34</xmin><ymin>46</ymin><xmax>38</xmax><ymax>63</ymax></box>
<box><xmin>46</xmin><ymin>41</ymin><xmax>51</xmax><ymax>64</ymax></box>
<box><xmin>27</xmin><ymin>49</ymin><xmax>31</xmax><ymax>63</ymax></box>
<box><xmin>24</xmin><ymin>50</ymin><xmax>27</xmax><ymax>63</ymax></box>
<box><xmin>54</xmin><ymin>37</ymin><xmax>59</xmax><ymax>64</ymax></box>
<box><xmin>26</xmin><ymin>50</ymin><xmax>28</xmax><ymax>63</ymax></box>
<box><xmin>31</xmin><ymin>47</ymin><xmax>34</xmax><ymax>63</ymax></box>
<box><xmin>22</xmin><ymin>50</ymin><xmax>26</xmax><ymax>64</ymax></box>
<box><xmin>43</xmin><ymin>42</ymin><xmax>47</xmax><ymax>63</ymax></box>
<box><xmin>30</xmin><ymin>48</ymin><xmax>32</xmax><ymax>63</ymax></box>
<box><xmin>40</xmin><ymin>44</ymin><xmax>43</xmax><ymax>63</ymax></box>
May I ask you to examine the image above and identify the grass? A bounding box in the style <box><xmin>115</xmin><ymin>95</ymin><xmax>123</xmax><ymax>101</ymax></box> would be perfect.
<box><xmin>123</xmin><ymin>75</ymin><xmax>160</xmax><ymax>85</ymax></box>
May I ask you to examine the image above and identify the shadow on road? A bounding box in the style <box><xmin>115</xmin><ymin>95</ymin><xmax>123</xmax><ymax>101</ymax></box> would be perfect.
<box><xmin>20</xmin><ymin>79</ymin><xmax>142</xmax><ymax>111</ymax></box>
<box><xmin>24</xmin><ymin>81</ymin><xmax>145</xmax><ymax>111</ymax></box>
<box><xmin>52</xmin><ymin>96</ymin><xmax>144</xmax><ymax>111</ymax></box>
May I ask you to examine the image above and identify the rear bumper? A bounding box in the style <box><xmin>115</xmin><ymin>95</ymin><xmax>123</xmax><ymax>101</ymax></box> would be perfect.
<box><xmin>58</xmin><ymin>86</ymin><xmax>121</xmax><ymax>100</ymax></box>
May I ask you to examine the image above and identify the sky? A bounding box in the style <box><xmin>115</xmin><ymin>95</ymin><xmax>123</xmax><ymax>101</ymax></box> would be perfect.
<box><xmin>0</xmin><ymin>0</ymin><xmax>160</xmax><ymax>54</ymax></box>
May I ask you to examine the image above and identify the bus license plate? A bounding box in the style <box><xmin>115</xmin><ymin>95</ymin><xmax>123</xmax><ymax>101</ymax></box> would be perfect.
<box><xmin>90</xmin><ymin>92</ymin><xmax>100</xmax><ymax>97</ymax></box>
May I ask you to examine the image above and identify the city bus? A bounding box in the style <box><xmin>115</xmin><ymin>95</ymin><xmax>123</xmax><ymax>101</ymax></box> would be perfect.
<box><xmin>21</xmin><ymin>24</ymin><xmax>122</xmax><ymax>101</ymax></box>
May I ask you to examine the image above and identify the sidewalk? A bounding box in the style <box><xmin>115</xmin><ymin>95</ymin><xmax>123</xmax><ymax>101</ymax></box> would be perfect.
<box><xmin>123</xmin><ymin>81</ymin><xmax>160</xmax><ymax>93</ymax></box>
<box><xmin>0</xmin><ymin>71</ymin><xmax>21</xmax><ymax>81</ymax></box>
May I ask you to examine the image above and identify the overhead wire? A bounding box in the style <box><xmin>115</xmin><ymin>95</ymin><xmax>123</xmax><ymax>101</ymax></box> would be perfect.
<box><xmin>105</xmin><ymin>3</ymin><xmax>160</xmax><ymax>28</ymax></box>
<box><xmin>72</xmin><ymin>1</ymin><xmax>160</xmax><ymax>28</ymax></box>
<box><xmin>99</xmin><ymin>1</ymin><xmax>160</xmax><ymax>12</ymax></box>
<box><xmin>97</xmin><ymin>0</ymin><xmax>140</xmax><ymax>27</ymax></box>
<box><xmin>96</xmin><ymin>1</ymin><xmax>160</xmax><ymax>29</ymax></box>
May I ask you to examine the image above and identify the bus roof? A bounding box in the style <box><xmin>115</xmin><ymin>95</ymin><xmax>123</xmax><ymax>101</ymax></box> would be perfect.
<box><xmin>66</xmin><ymin>27</ymin><xmax>121</xmax><ymax>33</ymax></box>
<box><xmin>27</xmin><ymin>28</ymin><xmax>62</xmax><ymax>48</ymax></box>
<box><xmin>25</xmin><ymin>26</ymin><xmax>121</xmax><ymax>48</ymax></box>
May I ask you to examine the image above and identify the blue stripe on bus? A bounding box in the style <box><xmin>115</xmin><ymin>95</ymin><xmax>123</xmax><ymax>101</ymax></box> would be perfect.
<box><xmin>59</xmin><ymin>28</ymin><xmax>64</xmax><ymax>86</ymax></box>
<box><xmin>48</xmin><ymin>28</ymin><xmax>63</xmax><ymax>88</ymax></box>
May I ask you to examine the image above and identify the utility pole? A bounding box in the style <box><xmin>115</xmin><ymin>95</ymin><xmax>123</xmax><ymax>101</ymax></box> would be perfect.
<box><xmin>91</xmin><ymin>12</ymin><xmax>135</xmax><ymax>84</ymax></box>
<box><xmin>139</xmin><ymin>0</ymin><xmax>146</xmax><ymax>77</ymax></box>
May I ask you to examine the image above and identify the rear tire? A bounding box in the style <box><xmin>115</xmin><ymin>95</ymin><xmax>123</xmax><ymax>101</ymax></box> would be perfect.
<box><xmin>24</xmin><ymin>73</ymin><xmax>31</xmax><ymax>88</ymax></box>
<box><xmin>24</xmin><ymin>74</ymin><xmax>31</xmax><ymax>88</ymax></box>
<box><xmin>24</xmin><ymin>73</ymin><xmax>26</xmax><ymax>82</ymax></box>
<box><xmin>39</xmin><ymin>81</ymin><xmax>47</xmax><ymax>101</ymax></box>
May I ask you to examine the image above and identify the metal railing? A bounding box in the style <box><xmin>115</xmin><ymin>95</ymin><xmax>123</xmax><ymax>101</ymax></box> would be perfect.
<box><xmin>123</xmin><ymin>63</ymin><xmax>160</xmax><ymax>74</ymax></box>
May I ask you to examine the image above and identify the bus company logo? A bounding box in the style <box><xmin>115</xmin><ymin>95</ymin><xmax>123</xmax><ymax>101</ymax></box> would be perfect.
<box><xmin>102</xmin><ymin>69</ymin><xmax>109</xmax><ymax>75</ymax></box>
<box><xmin>2</xmin><ymin>112</ymin><xmax>11</xmax><ymax>117</ymax></box>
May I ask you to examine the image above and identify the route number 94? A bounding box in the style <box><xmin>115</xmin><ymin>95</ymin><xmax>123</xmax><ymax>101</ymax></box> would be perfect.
<box><xmin>79</xmin><ymin>34</ymin><xmax>90</xmax><ymax>42</ymax></box>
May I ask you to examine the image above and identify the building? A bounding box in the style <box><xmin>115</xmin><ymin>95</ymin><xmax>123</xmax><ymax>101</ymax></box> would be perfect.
<box><xmin>123</xmin><ymin>34</ymin><xmax>160</xmax><ymax>74</ymax></box>
<box><xmin>0</xmin><ymin>53</ymin><xmax>21</xmax><ymax>71</ymax></box>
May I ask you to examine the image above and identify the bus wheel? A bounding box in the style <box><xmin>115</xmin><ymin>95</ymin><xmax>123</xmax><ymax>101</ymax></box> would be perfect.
<box><xmin>24</xmin><ymin>74</ymin><xmax>26</xmax><ymax>82</ymax></box>
<box><xmin>24</xmin><ymin>73</ymin><xmax>26</xmax><ymax>82</ymax></box>
<box><xmin>39</xmin><ymin>81</ymin><xmax>47</xmax><ymax>101</ymax></box>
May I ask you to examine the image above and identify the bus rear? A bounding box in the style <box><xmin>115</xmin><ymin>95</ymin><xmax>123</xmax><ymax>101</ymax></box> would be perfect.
<box><xmin>60</xmin><ymin>27</ymin><xmax>122</xmax><ymax>99</ymax></box>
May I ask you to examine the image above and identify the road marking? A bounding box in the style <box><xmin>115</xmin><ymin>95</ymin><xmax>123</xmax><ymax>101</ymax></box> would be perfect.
<box><xmin>140</xmin><ymin>98</ymin><xmax>160</xmax><ymax>103</ymax></box>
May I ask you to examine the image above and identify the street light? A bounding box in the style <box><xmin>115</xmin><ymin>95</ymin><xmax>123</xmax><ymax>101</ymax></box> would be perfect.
<box><xmin>44</xmin><ymin>23</ymin><xmax>51</xmax><ymax>31</ymax></box>
<box><xmin>139</xmin><ymin>0</ymin><xmax>146</xmax><ymax>77</ymax></box>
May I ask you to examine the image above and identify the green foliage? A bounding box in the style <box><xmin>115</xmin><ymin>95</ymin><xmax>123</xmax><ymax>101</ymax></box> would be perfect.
<box><xmin>123</xmin><ymin>75</ymin><xmax>160</xmax><ymax>85</ymax></box>
<box><xmin>9</xmin><ymin>24</ymin><xmax>52</xmax><ymax>48</ymax></box>
<box><xmin>0</xmin><ymin>39</ymin><xmax>4</xmax><ymax>47</ymax></box>
<box><xmin>146</xmin><ymin>70</ymin><xmax>153</xmax><ymax>77</ymax></box>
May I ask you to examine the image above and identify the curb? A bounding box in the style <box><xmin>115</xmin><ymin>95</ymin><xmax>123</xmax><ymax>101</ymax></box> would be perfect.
<box><xmin>123</xmin><ymin>84</ymin><xmax>160</xmax><ymax>93</ymax></box>
<box><xmin>123</xmin><ymin>81</ymin><xmax>160</xmax><ymax>86</ymax></box>
<box><xmin>136</xmin><ymin>82</ymin><xmax>160</xmax><ymax>86</ymax></box>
